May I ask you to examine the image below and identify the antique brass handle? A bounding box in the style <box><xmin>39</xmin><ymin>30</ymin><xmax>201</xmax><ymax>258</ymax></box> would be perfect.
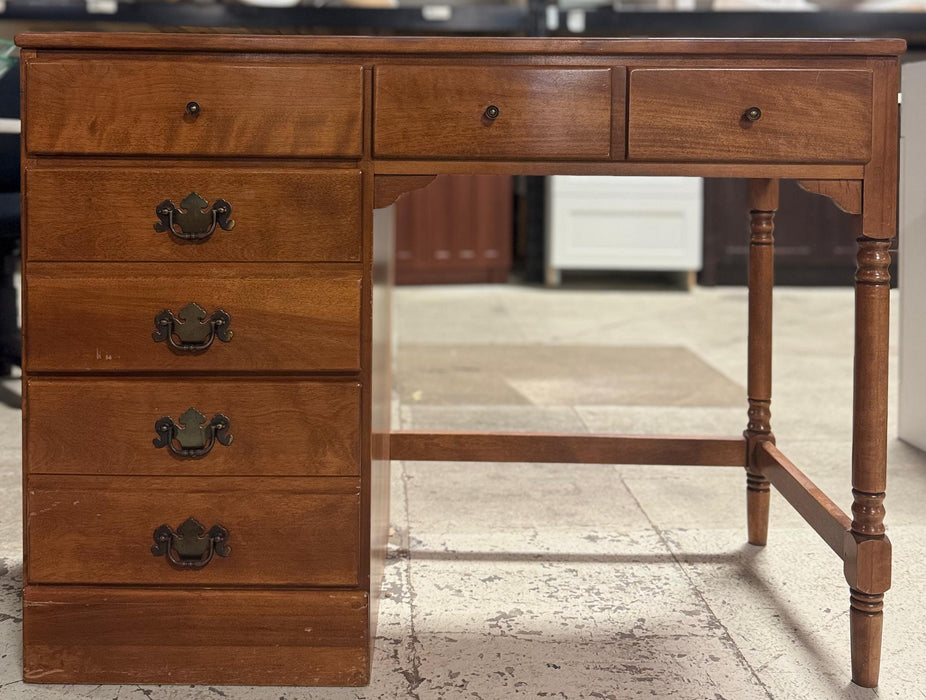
<box><xmin>484</xmin><ymin>104</ymin><xmax>500</xmax><ymax>120</ymax></box>
<box><xmin>153</xmin><ymin>408</ymin><xmax>233</xmax><ymax>459</ymax></box>
<box><xmin>154</xmin><ymin>192</ymin><xmax>235</xmax><ymax>242</ymax></box>
<box><xmin>151</xmin><ymin>517</ymin><xmax>230</xmax><ymax>570</ymax></box>
<box><xmin>744</xmin><ymin>106</ymin><xmax>762</xmax><ymax>122</ymax></box>
<box><xmin>152</xmin><ymin>302</ymin><xmax>232</xmax><ymax>352</ymax></box>
<box><xmin>185</xmin><ymin>101</ymin><xmax>201</xmax><ymax>117</ymax></box>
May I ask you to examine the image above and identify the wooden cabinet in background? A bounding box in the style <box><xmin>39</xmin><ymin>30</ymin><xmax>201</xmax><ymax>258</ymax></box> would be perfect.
<box><xmin>395</xmin><ymin>174</ymin><xmax>513</xmax><ymax>285</ymax></box>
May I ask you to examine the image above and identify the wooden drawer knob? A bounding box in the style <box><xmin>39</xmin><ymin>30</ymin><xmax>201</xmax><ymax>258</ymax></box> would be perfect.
<box><xmin>744</xmin><ymin>106</ymin><xmax>762</xmax><ymax>122</ymax></box>
<box><xmin>151</xmin><ymin>517</ymin><xmax>230</xmax><ymax>570</ymax></box>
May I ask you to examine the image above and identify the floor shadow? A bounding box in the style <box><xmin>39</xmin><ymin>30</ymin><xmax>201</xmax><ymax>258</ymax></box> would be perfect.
<box><xmin>0</xmin><ymin>379</ymin><xmax>19</xmax><ymax>409</ymax></box>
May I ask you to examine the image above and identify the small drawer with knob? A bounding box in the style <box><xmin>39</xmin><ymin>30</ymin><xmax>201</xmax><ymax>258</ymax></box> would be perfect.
<box><xmin>25</xmin><ymin>166</ymin><xmax>362</xmax><ymax>263</ymax></box>
<box><xmin>24</xmin><ymin>59</ymin><xmax>364</xmax><ymax>157</ymax></box>
<box><xmin>26</xmin><ymin>475</ymin><xmax>361</xmax><ymax>586</ymax></box>
<box><xmin>373</xmin><ymin>65</ymin><xmax>619</xmax><ymax>160</ymax></box>
<box><xmin>627</xmin><ymin>68</ymin><xmax>873</xmax><ymax>163</ymax></box>
<box><xmin>25</xmin><ymin>262</ymin><xmax>361</xmax><ymax>372</ymax></box>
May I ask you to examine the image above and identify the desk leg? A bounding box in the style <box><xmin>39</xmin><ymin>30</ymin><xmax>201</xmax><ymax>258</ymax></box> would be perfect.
<box><xmin>744</xmin><ymin>179</ymin><xmax>777</xmax><ymax>546</ymax></box>
<box><xmin>846</xmin><ymin>232</ymin><xmax>892</xmax><ymax>687</ymax></box>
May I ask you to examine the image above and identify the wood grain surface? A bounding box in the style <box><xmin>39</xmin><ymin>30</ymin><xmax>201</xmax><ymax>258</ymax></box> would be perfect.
<box><xmin>629</xmin><ymin>69</ymin><xmax>872</xmax><ymax>163</ymax></box>
<box><xmin>374</xmin><ymin>66</ymin><xmax>614</xmax><ymax>160</ymax></box>
<box><xmin>27</xmin><ymin>475</ymin><xmax>361</xmax><ymax>586</ymax></box>
<box><xmin>26</xmin><ymin>167</ymin><xmax>362</xmax><ymax>262</ymax></box>
<box><xmin>23</xmin><ymin>586</ymin><xmax>369</xmax><ymax>685</ymax></box>
<box><xmin>27</xmin><ymin>378</ymin><xmax>360</xmax><ymax>476</ymax></box>
<box><xmin>25</xmin><ymin>59</ymin><xmax>364</xmax><ymax>157</ymax></box>
<box><xmin>26</xmin><ymin>263</ymin><xmax>361</xmax><ymax>372</ymax></box>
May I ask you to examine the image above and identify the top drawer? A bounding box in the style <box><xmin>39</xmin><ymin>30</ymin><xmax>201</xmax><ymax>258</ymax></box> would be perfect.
<box><xmin>373</xmin><ymin>65</ymin><xmax>616</xmax><ymax>160</ymax></box>
<box><xmin>24</xmin><ymin>59</ymin><xmax>364</xmax><ymax>158</ymax></box>
<box><xmin>628</xmin><ymin>69</ymin><xmax>872</xmax><ymax>163</ymax></box>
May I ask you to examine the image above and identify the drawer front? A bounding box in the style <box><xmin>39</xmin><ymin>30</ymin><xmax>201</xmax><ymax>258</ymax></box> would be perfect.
<box><xmin>374</xmin><ymin>65</ymin><xmax>615</xmax><ymax>160</ymax></box>
<box><xmin>26</xmin><ymin>167</ymin><xmax>362</xmax><ymax>263</ymax></box>
<box><xmin>27</xmin><ymin>476</ymin><xmax>361</xmax><ymax>586</ymax></box>
<box><xmin>26</xmin><ymin>263</ymin><xmax>360</xmax><ymax>372</ymax></box>
<box><xmin>24</xmin><ymin>586</ymin><xmax>369</xmax><ymax>685</ymax></box>
<box><xmin>628</xmin><ymin>69</ymin><xmax>872</xmax><ymax>163</ymax></box>
<box><xmin>25</xmin><ymin>59</ymin><xmax>363</xmax><ymax>157</ymax></box>
<box><xmin>27</xmin><ymin>379</ymin><xmax>360</xmax><ymax>476</ymax></box>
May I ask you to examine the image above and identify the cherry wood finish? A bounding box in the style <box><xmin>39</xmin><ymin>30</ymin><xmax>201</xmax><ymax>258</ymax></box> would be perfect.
<box><xmin>26</xmin><ymin>167</ymin><xmax>362</xmax><ymax>262</ymax></box>
<box><xmin>744</xmin><ymin>179</ymin><xmax>778</xmax><ymax>547</ymax></box>
<box><xmin>374</xmin><ymin>66</ymin><xmax>616</xmax><ymax>160</ymax></box>
<box><xmin>391</xmin><ymin>431</ymin><xmax>746</xmax><ymax>467</ymax></box>
<box><xmin>16</xmin><ymin>33</ymin><xmax>902</xmax><ymax>689</ymax></box>
<box><xmin>28</xmin><ymin>475</ymin><xmax>360</xmax><ymax>586</ymax></box>
<box><xmin>24</xmin><ymin>587</ymin><xmax>369</xmax><ymax>685</ymax></box>
<box><xmin>26</xmin><ymin>263</ymin><xmax>361</xmax><ymax>372</ymax></box>
<box><xmin>25</xmin><ymin>59</ymin><xmax>364</xmax><ymax>157</ymax></box>
<box><xmin>628</xmin><ymin>69</ymin><xmax>872</xmax><ymax>163</ymax></box>
<box><xmin>27</xmin><ymin>379</ymin><xmax>360</xmax><ymax>476</ymax></box>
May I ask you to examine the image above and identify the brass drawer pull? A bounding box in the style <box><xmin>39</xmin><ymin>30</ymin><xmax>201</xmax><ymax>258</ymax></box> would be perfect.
<box><xmin>152</xmin><ymin>302</ymin><xmax>232</xmax><ymax>352</ymax></box>
<box><xmin>154</xmin><ymin>192</ymin><xmax>235</xmax><ymax>242</ymax></box>
<box><xmin>185</xmin><ymin>101</ymin><xmax>201</xmax><ymax>117</ymax></box>
<box><xmin>151</xmin><ymin>517</ymin><xmax>230</xmax><ymax>570</ymax></box>
<box><xmin>744</xmin><ymin>106</ymin><xmax>762</xmax><ymax>122</ymax></box>
<box><xmin>153</xmin><ymin>407</ymin><xmax>233</xmax><ymax>459</ymax></box>
<box><xmin>484</xmin><ymin>104</ymin><xmax>500</xmax><ymax>120</ymax></box>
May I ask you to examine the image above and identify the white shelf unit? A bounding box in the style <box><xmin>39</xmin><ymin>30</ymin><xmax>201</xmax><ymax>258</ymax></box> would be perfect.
<box><xmin>545</xmin><ymin>175</ymin><xmax>703</xmax><ymax>287</ymax></box>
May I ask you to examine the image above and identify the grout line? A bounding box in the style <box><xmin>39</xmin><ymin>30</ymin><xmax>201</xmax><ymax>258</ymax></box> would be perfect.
<box><xmin>618</xmin><ymin>473</ymin><xmax>777</xmax><ymax>700</ymax></box>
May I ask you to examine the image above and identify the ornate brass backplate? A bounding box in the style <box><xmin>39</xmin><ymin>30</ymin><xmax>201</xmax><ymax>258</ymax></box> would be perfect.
<box><xmin>153</xmin><ymin>407</ymin><xmax>233</xmax><ymax>459</ymax></box>
<box><xmin>151</xmin><ymin>517</ymin><xmax>230</xmax><ymax>570</ymax></box>
<box><xmin>152</xmin><ymin>302</ymin><xmax>232</xmax><ymax>352</ymax></box>
<box><xmin>154</xmin><ymin>192</ymin><xmax>235</xmax><ymax>242</ymax></box>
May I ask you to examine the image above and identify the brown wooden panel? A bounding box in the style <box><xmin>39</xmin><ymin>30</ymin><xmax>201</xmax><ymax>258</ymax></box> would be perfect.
<box><xmin>27</xmin><ymin>476</ymin><xmax>360</xmax><ymax>586</ymax></box>
<box><xmin>628</xmin><ymin>69</ymin><xmax>872</xmax><ymax>163</ymax></box>
<box><xmin>374</xmin><ymin>66</ymin><xmax>614</xmax><ymax>160</ymax></box>
<box><xmin>23</xmin><ymin>586</ymin><xmax>369</xmax><ymax>685</ymax></box>
<box><xmin>26</xmin><ymin>167</ymin><xmax>362</xmax><ymax>262</ymax></box>
<box><xmin>25</xmin><ymin>59</ymin><xmax>363</xmax><ymax>157</ymax></box>
<box><xmin>26</xmin><ymin>263</ymin><xmax>360</xmax><ymax>372</ymax></box>
<box><xmin>391</xmin><ymin>431</ymin><xmax>747</xmax><ymax>467</ymax></box>
<box><xmin>27</xmin><ymin>379</ymin><xmax>360</xmax><ymax>476</ymax></box>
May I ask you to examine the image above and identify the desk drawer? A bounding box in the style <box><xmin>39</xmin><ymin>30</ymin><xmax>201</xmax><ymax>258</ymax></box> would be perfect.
<box><xmin>25</xmin><ymin>59</ymin><xmax>364</xmax><ymax>157</ymax></box>
<box><xmin>27</xmin><ymin>379</ymin><xmax>360</xmax><ymax>476</ymax></box>
<box><xmin>23</xmin><ymin>586</ymin><xmax>369</xmax><ymax>685</ymax></box>
<box><xmin>26</xmin><ymin>167</ymin><xmax>362</xmax><ymax>263</ymax></box>
<box><xmin>26</xmin><ymin>263</ymin><xmax>360</xmax><ymax>372</ymax></box>
<box><xmin>628</xmin><ymin>69</ymin><xmax>872</xmax><ymax>163</ymax></box>
<box><xmin>27</xmin><ymin>476</ymin><xmax>360</xmax><ymax>586</ymax></box>
<box><xmin>373</xmin><ymin>65</ymin><xmax>615</xmax><ymax>160</ymax></box>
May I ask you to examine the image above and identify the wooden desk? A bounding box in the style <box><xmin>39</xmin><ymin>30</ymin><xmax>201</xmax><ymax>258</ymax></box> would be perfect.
<box><xmin>15</xmin><ymin>33</ymin><xmax>903</xmax><ymax>689</ymax></box>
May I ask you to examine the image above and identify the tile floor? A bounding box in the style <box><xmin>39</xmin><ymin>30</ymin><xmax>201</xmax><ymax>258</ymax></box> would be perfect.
<box><xmin>1</xmin><ymin>282</ymin><xmax>925</xmax><ymax>699</ymax></box>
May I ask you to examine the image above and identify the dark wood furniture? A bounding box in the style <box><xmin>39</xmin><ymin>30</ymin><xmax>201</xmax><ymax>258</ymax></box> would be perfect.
<box><xmin>16</xmin><ymin>33</ymin><xmax>902</xmax><ymax>689</ymax></box>
<box><xmin>394</xmin><ymin>174</ymin><xmax>512</xmax><ymax>284</ymax></box>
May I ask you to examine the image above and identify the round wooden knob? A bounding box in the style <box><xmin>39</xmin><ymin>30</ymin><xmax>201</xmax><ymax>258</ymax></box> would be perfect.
<box><xmin>744</xmin><ymin>106</ymin><xmax>762</xmax><ymax>122</ymax></box>
<box><xmin>484</xmin><ymin>105</ymin><xmax>500</xmax><ymax>120</ymax></box>
<box><xmin>185</xmin><ymin>101</ymin><xmax>202</xmax><ymax>117</ymax></box>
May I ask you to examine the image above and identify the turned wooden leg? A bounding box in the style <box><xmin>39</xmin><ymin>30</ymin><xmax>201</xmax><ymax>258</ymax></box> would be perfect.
<box><xmin>744</xmin><ymin>179</ymin><xmax>777</xmax><ymax>546</ymax></box>
<box><xmin>845</xmin><ymin>232</ymin><xmax>892</xmax><ymax>687</ymax></box>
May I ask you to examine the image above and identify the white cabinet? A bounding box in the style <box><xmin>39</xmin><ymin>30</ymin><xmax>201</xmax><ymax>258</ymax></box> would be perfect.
<box><xmin>545</xmin><ymin>176</ymin><xmax>703</xmax><ymax>287</ymax></box>
<box><xmin>899</xmin><ymin>62</ymin><xmax>926</xmax><ymax>451</ymax></box>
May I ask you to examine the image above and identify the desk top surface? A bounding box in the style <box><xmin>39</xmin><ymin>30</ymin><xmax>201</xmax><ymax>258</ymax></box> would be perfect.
<box><xmin>15</xmin><ymin>33</ymin><xmax>906</xmax><ymax>56</ymax></box>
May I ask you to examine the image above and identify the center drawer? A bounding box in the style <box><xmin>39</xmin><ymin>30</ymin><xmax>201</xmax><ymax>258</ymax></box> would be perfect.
<box><xmin>26</xmin><ymin>263</ymin><xmax>361</xmax><ymax>372</ymax></box>
<box><xmin>373</xmin><ymin>65</ymin><xmax>616</xmax><ymax>160</ymax></box>
<box><xmin>27</xmin><ymin>476</ymin><xmax>361</xmax><ymax>586</ymax></box>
